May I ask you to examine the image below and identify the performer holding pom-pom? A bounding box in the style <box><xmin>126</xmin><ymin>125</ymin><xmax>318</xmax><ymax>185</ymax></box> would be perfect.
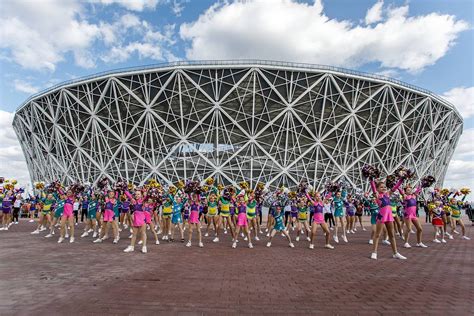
<box><xmin>266</xmin><ymin>203</ymin><xmax>295</xmax><ymax>248</ymax></box>
<box><xmin>364</xmin><ymin>164</ymin><xmax>407</xmax><ymax>260</ymax></box>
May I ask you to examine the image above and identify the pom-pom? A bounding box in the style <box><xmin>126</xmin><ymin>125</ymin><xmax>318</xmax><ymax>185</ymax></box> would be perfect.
<box><xmin>70</xmin><ymin>182</ymin><xmax>85</xmax><ymax>194</ymax></box>
<box><xmin>297</xmin><ymin>181</ymin><xmax>308</xmax><ymax>195</ymax></box>
<box><xmin>0</xmin><ymin>177</ymin><xmax>4</xmax><ymax>184</ymax></box>
<box><xmin>427</xmin><ymin>203</ymin><xmax>436</xmax><ymax>211</ymax></box>
<box><xmin>460</xmin><ymin>187</ymin><xmax>471</xmax><ymax>195</ymax></box>
<box><xmin>114</xmin><ymin>178</ymin><xmax>127</xmax><ymax>191</ymax></box>
<box><xmin>385</xmin><ymin>175</ymin><xmax>397</xmax><ymax>190</ymax></box>
<box><xmin>325</xmin><ymin>181</ymin><xmax>340</xmax><ymax>193</ymax></box>
<box><xmin>443</xmin><ymin>205</ymin><xmax>451</xmax><ymax>212</ymax></box>
<box><xmin>4</xmin><ymin>183</ymin><xmax>14</xmax><ymax>191</ymax></box>
<box><xmin>361</xmin><ymin>164</ymin><xmax>380</xmax><ymax>179</ymax></box>
<box><xmin>239</xmin><ymin>181</ymin><xmax>249</xmax><ymax>190</ymax></box>
<box><xmin>420</xmin><ymin>176</ymin><xmax>435</xmax><ymax>188</ymax></box>
<box><xmin>168</xmin><ymin>186</ymin><xmax>177</xmax><ymax>195</ymax></box>
<box><xmin>185</xmin><ymin>180</ymin><xmax>202</xmax><ymax>194</ymax></box>
<box><xmin>11</xmin><ymin>180</ymin><xmax>17</xmax><ymax>185</ymax></box>
<box><xmin>176</xmin><ymin>180</ymin><xmax>185</xmax><ymax>189</ymax></box>
<box><xmin>288</xmin><ymin>191</ymin><xmax>297</xmax><ymax>199</ymax></box>
<box><xmin>217</xmin><ymin>183</ymin><xmax>225</xmax><ymax>191</ymax></box>
<box><xmin>97</xmin><ymin>177</ymin><xmax>109</xmax><ymax>190</ymax></box>
<box><xmin>205</xmin><ymin>177</ymin><xmax>214</xmax><ymax>186</ymax></box>
<box><xmin>440</xmin><ymin>188</ymin><xmax>450</xmax><ymax>196</ymax></box>
<box><xmin>256</xmin><ymin>182</ymin><xmax>265</xmax><ymax>191</ymax></box>
<box><xmin>394</xmin><ymin>166</ymin><xmax>414</xmax><ymax>179</ymax></box>
<box><xmin>34</xmin><ymin>182</ymin><xmax>45</xmax><ymax>190</ymax></box>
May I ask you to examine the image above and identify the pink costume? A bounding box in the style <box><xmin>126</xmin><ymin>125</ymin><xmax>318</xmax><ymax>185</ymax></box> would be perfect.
<box><xmin>370</xmin><ymin>179</ymin><xmax>403</xmax><ymax>224</ymax></box>
<box><xmin>124</xmin><ymin>191</ymin><xmax>146</xmax><ymax>227</ymax></box>
<box><xmin>306</xmin><ymin>193</ymin><xmax>325</xmax><ymax>224</ymax></box>
<box><xmin>399</xmin><ymin>186</ymin><xmax>421</xmax><ymax>220</ymax></box>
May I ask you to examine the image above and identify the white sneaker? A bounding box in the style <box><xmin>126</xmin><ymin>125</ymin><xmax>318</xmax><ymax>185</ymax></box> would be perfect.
<box><xmin>309</xmin><ymin>244</ymin><xmax>314</xmax><ymax>249</ymax></box>
<box><xmin>448</xmin><ymin>235</ymin><xmax>454</xmax><ymax>240</ymax></box>
<box><xmin>244</xmin><ymin>236</ymin><xmax>248</xmax><ymax>241</ymax></box>
<box><xmin>186</xmin><ymin>241</ymin><xmax>191</xmax><ymax>247</ymax></box>
<box><xmin>138</xmin><ymin>240</ymin><xmax>143</xmax><ymax>245</ymax></box>
<box><xmin>248</xmin><ymin>243</ymin><xmax>253</xmax><ymax>249</ymax></box>
<box><xmin>29</xmin><ymin>219</ymin><xmax>34</xmax><ymax>223</ymax></box>
<box><xmin>129</xmin><ymin>234</ymin><xmax>133</xmax><ymax>239</ymax></box>
<box><xmin>15</xmin><ymin>222</ymin><xmax>18</xmax><ymax>224</ymax></box>
<box><xmin>255</xmin><ymin>236</ymin><xmax>260</xmax><ymax>241</ymax></box>
<box><xmin>441</xmin><ymin>239</ymin><xmax>447</xmax><ymax>243</ymax></box>
<box><xmin>333</xmin><ymin>236</ymin><xmax>339</xmax><ymax>243</ymax></box>
<box><xmin>155</xmin><ymin>240</ymin><xmax>160</xmax><ymax>245</ymax></box>
<box><xmin>70</xmin><ymin>237</ymin><xmax>75</xmax><ymax>243</ymax></box>
<box><xmin>393</xmin><ymin>252</ymin><xmax>407</xmax><ymax>260</ymax></box>
<box><xmin>342</xmin><ymin>235</ymin><xmax>348</xmax><ymax>243</ymax></box>
<box><xmin>213</xmin><ymin>237</ymin><xmax>219</xmax><ymax>243</ymax></box>
<box><xmin>31</xmin><ymin>230</ymin><xmax>40</xmax><ymax>235</ymax></box>
<box><xmin>445</xmin><ymin>232</ymin><xmax>452</xmax><ymax>237</ymax></box>
<box><xmin>88</xmin><ymin>228</ymin><xmax>93</xmax><ymax>233</ymax></box>
<box><xmin>382</xmin><ymin>239</ymin><xmax>391</xmax><ymax>245</ymax></box>
<box><xmin>39</xmin><ymin>226</ymin><xmax>46</xmax><ymax>231</ymax></box>
<box><xmin>370</xmin><ymin>252</ymin><xmax>377</xmax><ymax>260</ymax></box>
<box><xmin>368</xmin><ymin>239</ymin><xmax>373</xmax><ymax>245</ymax></box>
<box><xmin>453</xmin><ymin>230</ymin><xmax>460</xmax><ymax>235</ymax></box>
<box><xmin>403</xmin><ymin>243</ymin><xmax>411</xmax><ymax>248</ymax></box>
<box><xmin>65</xmin><ymin>233</ymin><xmax>69</xmax><ymax>238</ymax></box>
<box><xmin>346</xmin><ymin>230</ymin><xmax>350</xmax><ymax>234</ymax></box>
<box><xmin>433</xmin><ymin>239</ymin><xmax>441</xmax><ymax>243</ymax></box>
<box><xmin>75</xmin><ymin>223</ymin><xmax>78</xmax><ymax>226</ymax></box>
<box><xmin>306</xmin><ymin>236</ymin><xmax>311</xmax><ymax>241</ymax></box>
<box><xmin>350</xmin><ymin>230</ymin><xmax>355</xmax><ymax>234</ymax></box>
<box><xmin>204</xmin><ymin>232</ymin><xmax>209</xmax><ymax>237</ymax></box>
<box><xmin>93</xmin><ymin>232</ymin><xmax>98</xmax><ymax>238</ymax></box>
<box><xmin>362</xmin><ymin>228</ymin><xmax>367</xmax><ymax>231</ymax></box>
<box><xmin>113</xmin><ymin>238</ymin><xmax>119</xmax><ymax>244</ymax></box>
<box><xmin>93</xmin><ymin>238</ymin><xmax>102</xmax><ymax>243</ymax></box>
<box><xmin>289</xmin><ymin>242</ymin><xmax>295</xmax><ymax>248</ymax></box>
<box><xmin>58</xmin><ymin>237</ymin><xmax>64</xmax><ymax>243</ymax></box>
<box><xmin>266</xmin><ymin>242</ymin><xmax>272</xmax><ymax>247</ymax></box>
<box><xmin>232</xmin><ymin>242</ymin><xmax>237</xmax><ymax>248</ymax></box>
<box><xmin>123</xmin><ymin>246</ymin><xmax>134</xmax><ymax>253</ymax></box>
<box><xmin>81</xmin><ymin>232</ymin><xmax>89</xmax><ymax>238</ymax></box>
<box><xmin>0</xmin><ymin>227</ymin><xmax>4</xmax><ymax>231</ymax></box>
<box><xmin>199</xmin><ymin>242</ymin><xmax>204</xmax><ymax>248</ymax></box>
<box><xmin>416</xmin><ymin>243</ymin><xmax>428</xmax><ymax>248</ymax></box>
<box><xmin>45</xmin><ymin>233</ymin><xmax>53</xmax><ymax>238</ymax></box>
<box><xmin>141</xmin><ymin>246</ymin><xmax>147</xmax><ymax>253</ymax></box>
<box><xmin>296</xmin><ymin>236</ymin><xmax>300</xmax><ymax>242</ymax></box>
<box><xmin>325</xmin><ymin>244</ymin><xmax>334</xmax><ymax>249</ymax></box>
<box><xmin>224</xmin><ymin>229</ymin><xmax>228</xmax><ymax>234</ymax></box>
<box><xmin>462</xmin><ymin>236</ymin><xmax>471</xmax><ymax>240</ymax></box>
<box><xmin>410</xmin><ymin>229</ymin><xmax>415</xmax><ymax>234</ymax></box>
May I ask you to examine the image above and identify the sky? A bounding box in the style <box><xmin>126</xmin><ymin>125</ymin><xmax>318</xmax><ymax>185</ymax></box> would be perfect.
<box><xmin>0</xmin><ymin>0</ymin><xmax>473</xmax><ymax>192</ymax></box>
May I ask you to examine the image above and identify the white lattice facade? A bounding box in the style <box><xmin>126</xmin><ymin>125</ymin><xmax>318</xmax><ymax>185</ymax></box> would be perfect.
<box><xmin>12</xmin><ymin>61</ymin><xmax>463</xmax><ymax>190</ymax></box>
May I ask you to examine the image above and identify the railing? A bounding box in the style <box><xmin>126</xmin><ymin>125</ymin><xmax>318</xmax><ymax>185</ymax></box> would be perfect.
<box><xmin>14</xmin><ymin>59</ymin><xmax>462</xmax><ymax>119</ymax></box>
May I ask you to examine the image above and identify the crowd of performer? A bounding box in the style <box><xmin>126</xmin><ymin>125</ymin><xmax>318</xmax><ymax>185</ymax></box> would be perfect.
<box><xmin>0</xmin><ymin>167</ymin><xmax>472</xmax><ymax>260</ymax></box>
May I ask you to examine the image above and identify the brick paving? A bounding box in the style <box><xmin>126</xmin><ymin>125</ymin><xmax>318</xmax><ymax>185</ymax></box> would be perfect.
<box><xmin>0</xmin><ymin>217</ymin><xmax>472</xmax><ymax>315</ymax></box>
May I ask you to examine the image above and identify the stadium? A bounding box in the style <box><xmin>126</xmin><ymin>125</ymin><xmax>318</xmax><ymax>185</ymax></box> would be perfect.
<box><xmin>12</xmin><ymin>60</ymin><xmax>463</xmax><ymax>190</ymax></box>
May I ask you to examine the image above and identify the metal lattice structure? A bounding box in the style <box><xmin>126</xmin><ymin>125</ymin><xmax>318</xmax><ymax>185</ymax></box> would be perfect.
<box><xmin>12</xmin><ymin>61</ymin><xmax>463</xmax><ymax>190</ymax></box>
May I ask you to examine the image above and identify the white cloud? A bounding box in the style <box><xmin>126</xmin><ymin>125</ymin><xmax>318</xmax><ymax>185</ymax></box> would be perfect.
<box><xmin>0</xmin><ymin>0</ymin><xmax>100</xmax><ymax>71</ymax></box>
<box><xmin>0</xmin><ymin>110</ymin><xmax>31</xmax><ymax>191</ymax></box>
<box><xmin>93</xmin><ymin>0</ymin><xmax>159</xmax><ymax>11</ymax></box>
<box><xmin>365</xmin><ymin>1</ymin><xmax>384</xmax><ymax>25</ymax></box>
<box><xmin>13</xmin><ymin>79</ymin><xmax>40</xmax><ymax>94</ymax></box>
<box><xmin>171</xmin><ymin>0</ymin><xmax>187</xmax><ymax>17</ymax></box>
<box><xmin>180</xmin><ymin>0</ymin><xmax>469</xmax><ymax>73</ymax></box>
<box><xmin>442</xmin><ymin>86</ymin><xmax>474</xmax><ymax>119</ymax></box>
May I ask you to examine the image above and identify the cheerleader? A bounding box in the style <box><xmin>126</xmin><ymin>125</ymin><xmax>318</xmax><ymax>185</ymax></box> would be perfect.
<box><xmin>0</xmin><ymin>191</ymin><xmax>13</xmax><ymax>230</ymax></box>
<box><xmin>119</xmin><ymin>195</ymin><xmax>131</xmax><ymax>230</ymax></box>
<box><xmin>354</xmin><ymin>201</ymin><xmax>365</xmax><ymax>231</ymax></box>
<box><xmin>169</xmin><ymin>194</ymin><xmax>186</xmax><ymax>242</ymax></box>
<box><xmin>266</xmin><ymin>203</ymin><xmax>294</xmax><ymax>248</ymax></box>
<box><xmin>307</xmin><ymin>192</ymin><xmax>334</xmax><ymax>249</ymax></box>
<box><xmin>58</xmin><ymin>189</ymin><xmax>75</xmax><ymax>243</ymax></box>
<box><xmin>295</xmin><ymin>197</ymin><xmax>310</xmax><ymax>242</ymax></box>
<box><xmin>390</xmin><ymin>194</ymin><xmax>404</xmax><ymax>239</ymax></box>
<box><xmin>332</xmin><ymin>190</ymin><xmax>348</xmax><ymax>243</ymax></box>
<box><xmin>431</xmin><ymin>201</ymin><xmax>446</xmax><ymax>243</ymax></box>
<box><xmin>81</xmin><ymin>194</ymin><xmax>99</xmax><ymax>238</ymax></box>
<box><xmin>285</xmin><ymin>198</ymin><xmax>298</xmax><ymax>232</ymax></box>
<box><xmin>398</xmin><ymin>185</ymin><xmax>428</xmax><ymax>248</ymax></box>
<box><xmin>46</xmin><ymin>195</ymin><xmax>64</xmax><ymax>238</ymax></box>
<box><xmin>93</xmin><ymin>190</ymin><xmax>119</xmax><ymax>244</ymax></box>
<box><xmin>218</xmin><ymin>192</ymin><xmax>235</xmax><ymax>240</ymax></box>
<box><xmin>31</xmin><ymin>193</ymin><xmax>55</xmax><ymax>235</ymax></box>
<box><xmin>143</xmin><ymin>197</ymin><xmax>160</xmax><ymax>245</ymax></box>
<box><xmin>28</xmin><ymin>196</ymin><xmax>36</xmax><ymax>222</ymax></box>
<box><xmin>449</xmin><ymin>198</ymin><xmax>470</xmax><ymax>240</ymax></box>
<box><xmin>204</xmin><ymin>192</ymin><xmax>219</xmax><ymax>241</ymax></box>
<box><xmin>186</xmin><ymin>193</ymin><xmax>203</xmax><ymax>247</ymax></box>
<box><xmin>123</xmin><ymin>189</ymin><xmax>147</xmax><ymax>253</ymax></box>
<box><xmin>344</xmin><ymin>195</ymin><xmax>356</xmax><ymax>234</ymax></box>
<box><xmin>232</xmin><ymin>195</ymin><xmax>253</xmax><ymax>248</ymax></box>
<box><xmin>245</xmin><ymin>191</ymin><xmax>260</xmax><ymax>242</ymax></box>
<box><xmin>369</xmin><ymin>179</ymin><xmax>406</xmax><ymax>260</ymax></box>
<box><xmin>161</xmin><ymin>196</ymin><xmax>173</xmax><ymax>240</ymax></box>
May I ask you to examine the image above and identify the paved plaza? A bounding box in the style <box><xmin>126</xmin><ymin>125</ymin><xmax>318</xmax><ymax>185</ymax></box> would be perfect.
<box><xmin>0</xmin><ymin>218</ymin><xmax>472</xmax><ymax>315</ymax></box>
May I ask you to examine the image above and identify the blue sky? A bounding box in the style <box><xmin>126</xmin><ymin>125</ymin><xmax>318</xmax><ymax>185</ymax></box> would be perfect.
<box><xmin>0</xmin><ymin>0</ymin><xmax>473</xmax><ymax>190</ymax></box>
